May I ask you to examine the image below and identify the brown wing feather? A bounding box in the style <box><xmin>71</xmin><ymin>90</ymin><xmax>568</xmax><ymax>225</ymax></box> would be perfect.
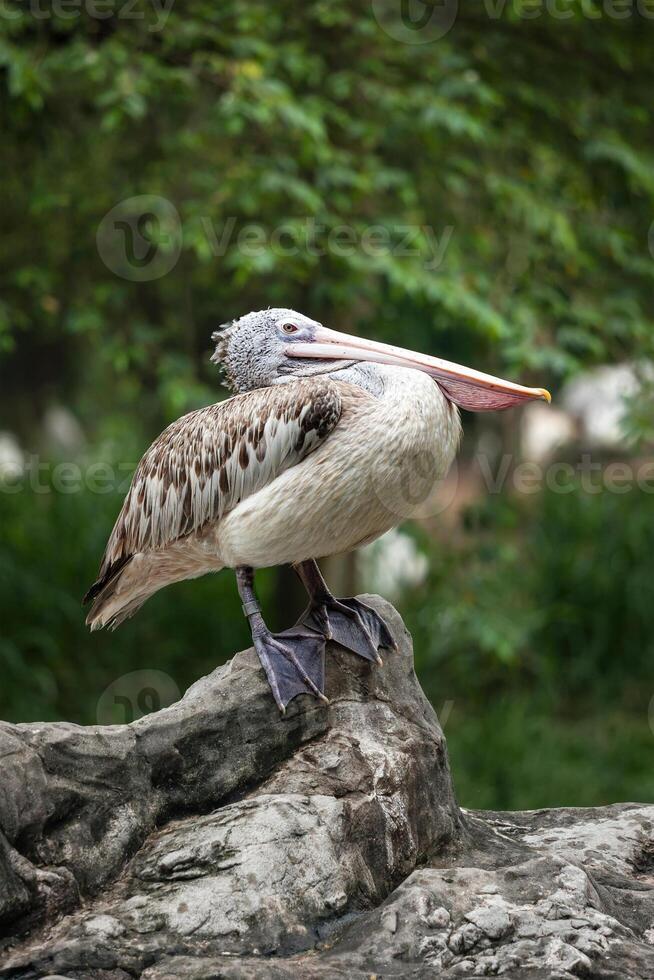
<box><xmin>84</xmin><ymin>379</ymin><xmax>341</xmax><ymax>600</ymax></box>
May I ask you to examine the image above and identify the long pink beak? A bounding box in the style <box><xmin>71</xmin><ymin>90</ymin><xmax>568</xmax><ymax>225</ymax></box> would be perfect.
<box><xmin>287</xmin><ymin>326</ymin><xmax>551</xmax><ymax>412</ymax></box>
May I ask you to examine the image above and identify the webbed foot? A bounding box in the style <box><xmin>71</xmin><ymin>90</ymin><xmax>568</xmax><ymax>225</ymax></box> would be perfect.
<box><xmin>253</xmin><ymin>627</ymin><xmax>327</xmax><ymax>714</ymax></box>
<box><xmin>300</xmin><ymin>595</ymin><xmax>397</xmax><ymax>665</ymax></box>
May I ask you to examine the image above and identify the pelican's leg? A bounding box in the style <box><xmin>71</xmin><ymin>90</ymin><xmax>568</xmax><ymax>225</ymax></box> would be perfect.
<box><xmin>235</xmin><ymin>566</ymin><xmax>327</xmax><ymax>714</ymax></box>
<box><xmin>293</xmin><ymin>559</ymin><xmax>397</xmax><ymax>664</ymax></box>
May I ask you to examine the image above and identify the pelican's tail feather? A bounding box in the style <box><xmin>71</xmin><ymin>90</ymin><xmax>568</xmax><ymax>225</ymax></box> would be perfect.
<box><xmin>83</xmin><ymin>545</ymin><xmax>223</xmax><ymax>631</ymax></box>
<box><xmin>83</xmin><ymin>555</ymin><xmax>149</xmax><ymax>631</ymax></box>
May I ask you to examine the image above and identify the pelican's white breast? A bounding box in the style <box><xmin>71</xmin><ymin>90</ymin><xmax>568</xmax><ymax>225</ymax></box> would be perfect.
<box><xmin>216</xmin><ymin>366</ymin><xmax>461</xmax><ymax>569</ymax></box>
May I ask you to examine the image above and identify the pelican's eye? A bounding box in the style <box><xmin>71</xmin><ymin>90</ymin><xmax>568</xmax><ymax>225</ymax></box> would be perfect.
<box><xmin>281</xmin><ymin>322</ymin><xmax>299</xmax><ymax>334</ymax></box>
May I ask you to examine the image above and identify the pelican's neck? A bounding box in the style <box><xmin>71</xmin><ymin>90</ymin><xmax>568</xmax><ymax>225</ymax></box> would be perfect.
<box><xmin>327</xmin><ymin>361</ymin><xmax>386</xmax><ymax>396</ymax></box>
<box><xmin>333</xmin><ymin>361</ymin><xmax>462</xmax><ymax>446</ymax></box>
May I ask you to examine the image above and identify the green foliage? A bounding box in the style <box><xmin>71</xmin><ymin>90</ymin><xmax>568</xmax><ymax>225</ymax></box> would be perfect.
<box><xmin>408</xmin><ymin>480</ymin><xmax>654</xmax><ymax>700</ymax></box>
<box><xmin>403</xmin><ymin>481</ymin><xmax>654</xmax><ymax>808</ymax></box>
<box><xmin>2</xmin><ymin>2</ymin><xmax>654</xmax><ymax>441</ymax></box>
<box><xmin>445</xmin><ymin>698</ymin><xmax>654</xmax><ymax>810</ymax></box>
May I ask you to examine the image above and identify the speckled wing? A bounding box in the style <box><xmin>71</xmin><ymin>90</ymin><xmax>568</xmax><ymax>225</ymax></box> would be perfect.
<box><xmin>85</xmin><ymin>379</ymin><xmax>342</xmax><ymax>599</ymax></box>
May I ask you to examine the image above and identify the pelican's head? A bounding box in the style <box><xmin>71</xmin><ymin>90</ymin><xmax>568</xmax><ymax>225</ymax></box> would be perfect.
<box><xmin>211</xmin><ymin>307</ymin><xmax>551</xmax><ymax>409</ymax></box>
<box><xmin>211</xmin><ymin>308</ymin><xmax>323</xmax><ymax>392</ymax></box>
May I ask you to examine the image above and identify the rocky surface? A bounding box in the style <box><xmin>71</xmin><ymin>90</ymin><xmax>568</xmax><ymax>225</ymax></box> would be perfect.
<box><xmin>1</xmin><ymin>596</ymin><xmax>653</xmax><ymax>979</ymax></box>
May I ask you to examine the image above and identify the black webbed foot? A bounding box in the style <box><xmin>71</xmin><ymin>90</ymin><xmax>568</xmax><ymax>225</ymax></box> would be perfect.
<box><xmin>300</xmin><ymin>596</ymin><xmax>397</xmax><ymax>664</ymax></box>
<box><xmin>252</xmin><ymin>627</ymin><xmax>327</xmax><ymax>714</ymax></box>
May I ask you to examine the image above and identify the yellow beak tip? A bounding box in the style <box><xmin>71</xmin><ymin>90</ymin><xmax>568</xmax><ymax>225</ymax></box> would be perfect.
<box><xmin>541</xmin><ymin>389</ymin><xmax>552</xmax><ymax>404</ymax></box>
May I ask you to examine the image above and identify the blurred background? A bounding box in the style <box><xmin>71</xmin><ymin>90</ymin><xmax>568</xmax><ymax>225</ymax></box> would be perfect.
<box><xmin>1</xmin><ymin>1</ymin><xmax>654</xmax><ymax>810</ymax></box>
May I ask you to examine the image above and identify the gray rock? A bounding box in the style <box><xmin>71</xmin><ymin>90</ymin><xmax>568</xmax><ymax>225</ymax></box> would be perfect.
<box><xmin>1</xmin><ymin>596</ymin><xmax>653</xmax><ymax>979</ymax></box>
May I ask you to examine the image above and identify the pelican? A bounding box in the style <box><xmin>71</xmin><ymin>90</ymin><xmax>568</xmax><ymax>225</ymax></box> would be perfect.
<box><xmin>84</xmin><ymin>309</ymin><xmax>550</xmax><ymax>712</ymax></box>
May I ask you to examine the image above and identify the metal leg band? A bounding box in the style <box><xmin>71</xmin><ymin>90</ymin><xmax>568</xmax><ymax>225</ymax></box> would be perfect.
<box><xmin>242</xmin><ymin>599</ymin><xmax>260</xmax><ymax>618</ymax></box>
